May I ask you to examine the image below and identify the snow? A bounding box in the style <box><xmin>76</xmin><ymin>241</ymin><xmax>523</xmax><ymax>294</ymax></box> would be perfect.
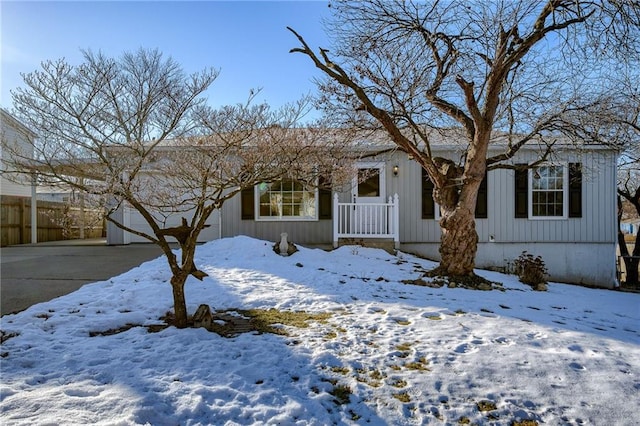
<box><xmin>1</xmin><ymin>236</ymin><xmax>638</xmax><ymax>425</ymax></box>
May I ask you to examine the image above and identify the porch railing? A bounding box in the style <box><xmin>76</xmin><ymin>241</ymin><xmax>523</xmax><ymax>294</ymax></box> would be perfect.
<box><xmin>333</xmin><ymin>193</ymin><xmax>399</xmax><ymax>248</ymax></box>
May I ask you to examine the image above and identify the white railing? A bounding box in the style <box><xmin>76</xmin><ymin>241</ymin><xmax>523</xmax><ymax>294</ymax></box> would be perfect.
<box><xmin>333</xmin><ymin>193</ymin><xmax>399</xmax><ymax>248</ymax></box>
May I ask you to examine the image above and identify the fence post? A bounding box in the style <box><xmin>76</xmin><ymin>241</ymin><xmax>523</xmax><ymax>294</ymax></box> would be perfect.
<box><xmin>393</xmin><ymin>193</ymin><xmax>400</xmax><ymax>249</ymax></box>
<box><xmin>19</xmin><ymin>198</ymin><xmax>27</xmax><ymax>244</ymax></box>
<box><xmin>31</xmin><ymin>173</ymin><xmax>38</xmax><ymax>244</ymax></box>
<box><xmin>333</xmin><ymin>193</ymin><xmax>339</xmax><ymax>248</ymax></box>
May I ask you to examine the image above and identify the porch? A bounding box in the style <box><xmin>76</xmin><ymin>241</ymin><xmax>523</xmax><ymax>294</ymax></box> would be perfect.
<box><xmin>332</xmin><ymin>193</ymin><xmax>400</xmax><ymax>251</ymax></box>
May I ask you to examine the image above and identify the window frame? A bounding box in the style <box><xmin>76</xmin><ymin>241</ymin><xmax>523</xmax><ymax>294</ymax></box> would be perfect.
<box><xmin>528</xmin><ymin>162</ymin><xmax>569</xmax><ymax>220</ymax></box>
<box><xmin>254</xmin><ymin>178</ymin><xmax>320</xmax><ymax>222</ymax></box>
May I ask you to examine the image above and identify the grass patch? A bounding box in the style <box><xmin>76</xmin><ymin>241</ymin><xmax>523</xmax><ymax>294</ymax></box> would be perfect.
<box><xmin>404</xmin><ymin>357</ymin><xmax>430</xmax><ymax>371</ymax></box>
<box><xmin>356</xmin><ymin>369</ymin><xmax>385</xmax><ymax>387</ymax></box>
<box><xmin>161</xmin><ymin>308</ymin><xmax>334</xmax><ymax>338</ymax></box>
<box><xmin>369</xmin><ymin>369</ymin><xmax>386</xmax><ymax>380</ymax></box>
<box><xmin>329</xmin><ymin>383</ymin><xmax>352</xmax><ymax>405</ymax></box>
<box><xmin>390</xmin><ymin>379</ymin><xmax>408</xmax><ymax>388</ymax></box>
<box><xmin>396</xmin><ymin>342</ymin><xmax>413</xmax><ymax>352</ymax></box>
<box><xmin>324</xmin><ymin>331</ymin><xmax>338</xmax><ymax>339</ymax></box>
<box><xmin>330</xmin><ymin>366</ymin><xmax>350</xmax><ymax>375</ymax></box>
<box><xmin>395</xmin><ymin>319</ymin><xmax>411</xmax><ymax>326</ymax></box>
<box><xmin>240</xmin><ymin>308</ymin><xmax>331</xmax><ymax>330</ymax></box>
<box><xmin>476</xmin><ymin>400</ymin><xmax>497</xmax><ymax>412</ymax></box>
<box><xmin>393</xmin><ymin>392</ymin><xmax>411</xmax><ymax>403</ymax></box>
<box><xmin>210</xmin><ymin>308</ymin><xmax>332</xmax><ymax>337</ymax></box>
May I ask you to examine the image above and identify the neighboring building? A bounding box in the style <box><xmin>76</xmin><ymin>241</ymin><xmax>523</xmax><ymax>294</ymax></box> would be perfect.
<box><xmin>108</xmin><ymin>131</ymin><xmax>619</xmax><ymax>288</ymax></box>
<box><xmin>1</xmin><ymin>108</ymin><xmax>36</xmax><ymax>197</ymax></box>
<box><xmin>621</xmin><ymin>219</ymin><xmax>639</xmax><ymax>236</ymax></box>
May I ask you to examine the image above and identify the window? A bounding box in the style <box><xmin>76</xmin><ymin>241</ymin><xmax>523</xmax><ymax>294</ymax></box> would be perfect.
<box><xmin>514</xmin><ymin>163</ymin><xmax>582</xmax><ymax>219</ymax></box>
<box><xmin>358</xmin><ymin>168</ymin><xmax>380</xmax><ymax>197</ymax></box>
<box><xmin>531</xmin><ymin>165</ymin><xmax>567</xmax><ymax>218</ymax></box>
<box><xmin>256</xmin><ymin>179</ymin><xmax>317</xmax><ymax>220</ymax></box>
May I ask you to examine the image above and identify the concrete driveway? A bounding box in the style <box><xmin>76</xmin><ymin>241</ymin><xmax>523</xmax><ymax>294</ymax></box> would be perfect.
<box><xmin>1</xmin><ymin>239</ymin><xmax>166</xmax><ymax>316</ymax></box>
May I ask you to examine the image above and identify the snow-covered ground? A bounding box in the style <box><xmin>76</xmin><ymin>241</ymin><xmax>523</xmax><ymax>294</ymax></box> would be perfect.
<box><xmin>1</xmin><ymin>236</ymin><xmax>638</xmax><ymax>425</ymax></box>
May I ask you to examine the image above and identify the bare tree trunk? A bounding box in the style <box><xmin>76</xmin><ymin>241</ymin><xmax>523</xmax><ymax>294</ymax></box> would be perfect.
<box><xmin>617</xmin><ymin>194</ymin><xmax>640</xmax><ymax>286</ymax></box>
<box><xmin>171</xmin><ymin>273</ymin><xmax>189</xmax><ymax>328</ymax></box>
<box><xmin>623</xmin><ymin>232</ymin><xmax>640</xmax><ymax>286</ymax></box>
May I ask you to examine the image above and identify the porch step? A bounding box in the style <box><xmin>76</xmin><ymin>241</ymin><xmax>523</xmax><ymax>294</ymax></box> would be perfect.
<box><xmin>337</xmin><ymin>238</ymin><xmax>396</xmax><ymax>254</ymax></box>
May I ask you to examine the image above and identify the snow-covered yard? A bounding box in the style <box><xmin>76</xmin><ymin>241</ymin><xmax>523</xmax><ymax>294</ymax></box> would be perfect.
<box><xmin>1</xmin><ymin>236</ymin><xmax>638</xmax><ymax>425</ymax></box>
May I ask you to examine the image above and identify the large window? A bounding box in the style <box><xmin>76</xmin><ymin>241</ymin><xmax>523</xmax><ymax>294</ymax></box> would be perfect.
<box><xmin>257</xmin><ymin>179</ymin><xmax>317</xmax><ymax>220</ymax></box>
<box><xmin>530</xmin><ymin>164</ymin><xmax>567</xmax><ymax>218</ymax></box>
<box><xmin>514</xmin><ymin>162</ymin><xmax>582</xmax><ymax>219</ymax></box>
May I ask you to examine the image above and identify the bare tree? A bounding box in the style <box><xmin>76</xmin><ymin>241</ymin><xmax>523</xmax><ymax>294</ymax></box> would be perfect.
<box><xmin>289</xmin><ymin>0</ymin><xmax>640</xmax><ymax>278</ymax></box>
<box><xmin>5</xmin><ymin>49</ymin><xmax>356</xmax><ymax>327</ymax></box>
<box><xmin>616</xmin><ymin>84</ymin><xmax>640</xmax><ymax>285</ymax></box>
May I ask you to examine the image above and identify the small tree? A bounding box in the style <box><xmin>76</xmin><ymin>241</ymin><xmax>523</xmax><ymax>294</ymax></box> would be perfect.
<box><xmin>289</xmin><ymin>0</ymin><xmax>640</xmax><ymax>278</ymax></box>
<box><xmin>5</xmin><ymin>49</ymin><xmax>356</xmax><ymax>327</ymax></box>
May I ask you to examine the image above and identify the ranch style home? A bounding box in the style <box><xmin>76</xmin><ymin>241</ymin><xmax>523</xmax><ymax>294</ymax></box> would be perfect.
<box><xmin>107</xmin><ymin>132</ymin><xmax>618</xmax><ymax>289</ymax></box>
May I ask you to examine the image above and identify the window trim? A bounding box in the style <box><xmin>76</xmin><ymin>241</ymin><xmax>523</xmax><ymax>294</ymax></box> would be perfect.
<box><xmin>528</xmin><ymin>162</ymin><xmax>569</xmax><ymax>220</ymax></box>
<box><xmin>254</xmin><ymin>179</ymin><xmax>320</xmax><ymax>222</ymax></box>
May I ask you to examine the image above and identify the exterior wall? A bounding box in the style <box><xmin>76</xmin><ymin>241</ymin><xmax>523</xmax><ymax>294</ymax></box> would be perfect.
<box><xmin>402</xmin><ymin>242</ymin><xmax>616</xmax><ymax>288</ymax></box>
<box><xmin>127</xmin><ymin>141</ymin><xmax>617</xmax><ymax>288</ymax></box>
<box><xmin>107</xmin><ymin>205</ymin><xmax>221</xmax><ymax>245</ymax></box>
<box><xmin>221</xmin><ymin>195</ymin><xmax>332</xmax><ymax>245</ymax></box>
<box><xmin>390</xmin><ymin>147</ymin><xmax>618</xmax><ymax>288</ymax></box>
<box><xmin>128</xmin><ymin>209</ymin><xmax>221</xmax><ymax>243</ymax></box>
<box><xmin>106</xmin><ymin>206</ymin><xmax>131</xmax><ymax>245</ymax></box>
<box><xmin>1</xmin><ymin>110</ymin><xmax>34</xmax><ymax>197</ymax></box>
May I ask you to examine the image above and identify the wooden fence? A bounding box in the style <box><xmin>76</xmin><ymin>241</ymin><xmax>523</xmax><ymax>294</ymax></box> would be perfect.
<box><xmin>0</xmin><ymin>195</ymin><xmax>105</xmax><ymax>246</ymax></box>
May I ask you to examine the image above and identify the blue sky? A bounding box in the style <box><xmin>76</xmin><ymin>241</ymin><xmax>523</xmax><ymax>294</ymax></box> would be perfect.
<box><xmin>1</xmin><ymin>1</ymin><xmax>331</xmax><ymax>113</ymax></box>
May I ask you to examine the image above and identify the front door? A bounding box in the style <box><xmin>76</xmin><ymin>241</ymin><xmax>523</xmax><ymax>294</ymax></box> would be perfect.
<box><xmin>351</xmin><ymin>163</ymin><xmax>386</xmax><ymax>234</ymax></box>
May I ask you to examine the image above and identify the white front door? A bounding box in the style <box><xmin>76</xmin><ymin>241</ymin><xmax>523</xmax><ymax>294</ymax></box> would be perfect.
<box><xmin>351</xmin><ymin>163</ymin><xmax>386</xmax><ymax>234</ymax></box>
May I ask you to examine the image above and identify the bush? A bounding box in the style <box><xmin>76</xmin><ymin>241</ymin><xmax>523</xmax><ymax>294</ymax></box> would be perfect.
<box><xmin>514</xmin><ymin>251</ymin><xmax>548</xmax><ymax>290</ymax></box>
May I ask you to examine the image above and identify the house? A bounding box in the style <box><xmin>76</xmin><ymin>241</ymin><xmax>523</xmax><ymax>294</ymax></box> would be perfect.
<box><xmin>1</xmin><ymin>108</ymin><xmax>40</xmax><ymax>245</ymax></box>
<box><xmin>621</xmin><ymin>219</ymin><xmax>639</xmax><ymax>237</ymax></box>
<box><xmin>109</xmin><ymin>131</ymin><xmax>619</xmax><ymax>289</ymax></box>
<box><xmin>1</xmin><ymin>108</ymin><xmax>36</xmax><ymax>197</ymax></box>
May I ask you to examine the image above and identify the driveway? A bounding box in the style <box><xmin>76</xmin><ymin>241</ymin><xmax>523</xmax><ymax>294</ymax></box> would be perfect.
<box><xmin>1</xmin><ymin>239</ymin><xmax>165</xmax><ymax>316</ymax></box>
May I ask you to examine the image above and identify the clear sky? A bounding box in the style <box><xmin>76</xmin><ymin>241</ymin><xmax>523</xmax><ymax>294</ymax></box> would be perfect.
<box><xmin>1</xmin><ymin>1</ymin><xmax>332</xmax><ymax>114</ymax></box>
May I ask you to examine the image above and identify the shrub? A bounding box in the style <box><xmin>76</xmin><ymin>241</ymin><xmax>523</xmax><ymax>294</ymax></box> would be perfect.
<box><xmin>514</xmin><ymin>251</ymin><xmax>548</xmax><ymax>290</ymax></box>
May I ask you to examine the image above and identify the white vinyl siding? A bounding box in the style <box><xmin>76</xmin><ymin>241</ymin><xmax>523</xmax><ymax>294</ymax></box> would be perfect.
<box><xmin>386</xmin><ymin>148</ymin><xmax>616</xmax><ymax>244</ymax></box>
<box><xmin>1</xmin><ymin>111</ymin><xmax>35</xmax><ymax>197</ymax></box>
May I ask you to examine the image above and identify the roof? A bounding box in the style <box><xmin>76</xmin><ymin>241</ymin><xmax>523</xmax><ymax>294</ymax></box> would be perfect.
<box><xmin>0</xmin><ymin>108</ymin><xmax>37</xmax><ymax>138</ymax></box>
<box><xmin>141</xmin><ymin>126</ymin><xmax>615</xmax><ymax>153</ymax></box>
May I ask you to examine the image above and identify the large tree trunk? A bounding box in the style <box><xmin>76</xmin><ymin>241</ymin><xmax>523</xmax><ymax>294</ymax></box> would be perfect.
<box><xmin>439</xmin><ymin>206</ymin><xmax>479</xmax><ymax>276</ymax></box>
<box><xmin>430</xmin><ymin>153</ymin><xmax>484</xmax><ymax>277</ymax></box>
